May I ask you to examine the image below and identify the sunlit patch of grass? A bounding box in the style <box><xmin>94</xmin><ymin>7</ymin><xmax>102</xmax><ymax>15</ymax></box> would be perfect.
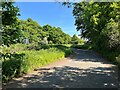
<box><xmin>2</xmin><ymin>44</ymin><xmax>72</xmax><ymax>82</ymax></box>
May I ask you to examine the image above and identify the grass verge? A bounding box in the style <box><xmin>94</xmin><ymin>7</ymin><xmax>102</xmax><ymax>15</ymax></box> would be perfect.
<box><xmin>2</xmin><ymin>44</ymin><xmax>72</xmax><ymax>82</ymax></box>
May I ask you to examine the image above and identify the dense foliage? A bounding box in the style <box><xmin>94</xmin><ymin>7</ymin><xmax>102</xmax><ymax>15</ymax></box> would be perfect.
<box><xmin>1</xmin><ymin>2</ymin><xmax>21</xmax><ymax>46</ymax></box>
<box><xmin>71</xmin><ymin>34</ymin><xmax>85</xmax><ymax>44</ymax></box>
<box><xmin>19</xmin><ymin>18</ymin><xmax>83</xmax><ymax>45</ymax></box>
<box><xmin>2</xmin><ymin>44</ymin><xmax>72</xmax><ymax>82</ymax></box>
<box><xmin>73</xmin><ymin>2</ymin><xmax>120</xmax><ymax>51</ymax></box>
<box><xmin>19</xmin><ymin>18</ymin><xmax>43</xmax><ymax>44</ymax></box>
<box><xmin>42</xmin><ymin>25</ymin><xmax>71</xmax><ymax>44</ymax></box>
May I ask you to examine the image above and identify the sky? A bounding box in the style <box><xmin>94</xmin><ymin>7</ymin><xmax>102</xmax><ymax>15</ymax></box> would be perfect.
<box><xmin>14</xmin><ymin>2</ymin><xmax>80</xmax><ymax>36</ymax></box>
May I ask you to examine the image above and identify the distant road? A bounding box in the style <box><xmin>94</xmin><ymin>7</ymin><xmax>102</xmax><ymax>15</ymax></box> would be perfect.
<box><xmin>4</xmin><ymin>48</ymin><xmax>120</xmax><ymax>88</ymax></box>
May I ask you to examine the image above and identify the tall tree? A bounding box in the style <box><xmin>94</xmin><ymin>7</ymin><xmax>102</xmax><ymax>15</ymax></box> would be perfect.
<box><xmin>20</xmin><ymin>18</ymin><xmax>42</xmax><ymax>44</ymax></box>
<box><xmin>71</xmin><ymin>34</ymin><xmax>80</xmax><ymax>44</ymax></box>
<box><xmin>1</xmin><ymin>2</ymin><xmax>21</xmax><ymax>46</ymax></box>
<box><xmin>72</xmin><ymin>1</ymin><xmax>120</xmax><ymax>50</ymax></box>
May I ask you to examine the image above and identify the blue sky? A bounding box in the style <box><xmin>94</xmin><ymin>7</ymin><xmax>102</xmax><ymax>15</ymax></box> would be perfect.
<box><xmin>15</xmin><ymin>2</ymin><xmax>79</xmax><ymax>36</ymax></box>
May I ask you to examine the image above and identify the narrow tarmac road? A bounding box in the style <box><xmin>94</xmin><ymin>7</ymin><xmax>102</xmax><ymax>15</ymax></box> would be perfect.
<box><xmin>4</xmin><ymin>49</ymin><xmax>120</xmax><ymax>88</ymax></box>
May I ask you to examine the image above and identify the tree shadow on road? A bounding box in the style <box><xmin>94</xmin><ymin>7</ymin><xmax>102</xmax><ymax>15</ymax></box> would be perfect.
<box><xmin>5</xmin><ymin>66</ymin><xmax>119</xmax><ymax>88</ymax></box>
<box><xmin>69</xmin><ymin>49</ymin><xmax>114</xmax><ymax>64</ymax></box>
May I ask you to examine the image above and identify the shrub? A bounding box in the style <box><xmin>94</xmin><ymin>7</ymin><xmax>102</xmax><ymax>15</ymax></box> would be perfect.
<box><xmin>2</xmin><ymin>45</ymin><xmax>72</xmax><ymax>82</ymax></box>
<box><xmin>20</xmin><ymin>48</ymin><xmax>65</xmax><ymax>73</ymax></box>
<box><xmin>2</xmin><ymin>53</ymin><xmax>25</xmax><ymax>82</ymax></box>
<box><xmin>40</xmin><ymin>44</ymin><xmax>50</xmax><ymax>49</ymax></box>
<box><xmin>1</xmin><ymin>44</ymin><xmax>27</xmax><ymax>54</ymax></box>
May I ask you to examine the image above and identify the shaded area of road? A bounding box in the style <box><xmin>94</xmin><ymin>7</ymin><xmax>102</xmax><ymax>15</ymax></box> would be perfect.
<box><xmin>3</xmin><ymin>49</ymin><xmax>120</xmax><ymax>88</ymax></box>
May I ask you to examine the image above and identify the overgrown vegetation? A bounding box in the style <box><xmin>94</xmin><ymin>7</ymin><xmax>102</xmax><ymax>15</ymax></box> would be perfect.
<box><xmin>19</xmin><ymin>18</ymin><xmax>84</xmax><ymax>45</ymax></box>
<box><xmin>1</xmin><ymin>2</ymin><xmax>82</xmax><ymax>83</ymax></box>
<box><xmin>2</xmin><ymin>44</ymin><xmax>72</xmax><ymax>82</ymax></box>
<box><xmin>72</xmin><ymin>2</ymin><xmax>120</xmax><ymax>51</ymax></box>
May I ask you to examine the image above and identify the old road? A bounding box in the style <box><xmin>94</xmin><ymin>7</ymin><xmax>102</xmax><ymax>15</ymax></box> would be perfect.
<box><xmin>4</xmin><ymin>49</ymin><xmax>120</xmax><ymax>89</ymax></box>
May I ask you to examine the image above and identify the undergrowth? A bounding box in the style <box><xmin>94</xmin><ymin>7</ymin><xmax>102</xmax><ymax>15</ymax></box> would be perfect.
<box><xmin>2</xmin><ymin>44</ymin><xmax>72</xmax><ymax>82</ymax></box>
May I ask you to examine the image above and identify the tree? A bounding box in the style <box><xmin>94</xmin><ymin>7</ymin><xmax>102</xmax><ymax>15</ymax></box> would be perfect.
<box><xmin>42</xmin><ymin>25</ymin><xmax>72</xmax><ymax>44</ymax></box>
<box><xmin>72</xmin><ymin>1</ymin><xmax>120</xmax><ymax>50</ymax></box>
<box><xmin>20</xmin><ymin>18</ymin><xmax>42</xmax><ymax>44</ymax></box>
<box><xmin>71</xmin><ymin>34</ymin><xmax>80</xmax><ymax>44</ymax></box>
<box><xmin>1</xmin><ymin>2</ymin><xmax>21</xmax><ymax>46</ymax></box>
<box><xmin>20</xmin><ymin>19</ymin><xmax>72</xmax><ymax>45</ymax></box>
<box><xmin>2</xmin><ymin>2</ymin><xmax>20</xmax><ymax>25</ymax></box>
<box><xmin>64</xmin><ymin>34</ymin><xmax>71</xmax><ymax>44</ymax></box>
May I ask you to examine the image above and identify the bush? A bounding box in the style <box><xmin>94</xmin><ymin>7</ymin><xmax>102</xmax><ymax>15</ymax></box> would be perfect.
<box><xmin>20</xmin><ymin>48</ymin><xmax>65</xmax><ymax>73</ymax></box>
<box><xmin>2</xmin><ymin>44</ymin><xmax>27</xmax><ymax>54</ymax></box>
<box><xmin>55</xmin><ymin>45</ymin><xmax>73</xmax><ymax>56</ymax></box>
<box><xmin>2</xmin><ymin>53</ymin><xmax>25</xmax><ymax>82</ymax></box>
<box><xmin>40</xmin><ymin>44</ymin><xmax>50</xmax><ymax>49</ymax></box>
<box><xmin>2</xmin><ymin>45</ymin><xmax>72</xmax><ymax>82</ymax></box>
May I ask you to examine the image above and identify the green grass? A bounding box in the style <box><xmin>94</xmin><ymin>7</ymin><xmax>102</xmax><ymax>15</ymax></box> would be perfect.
<box><xmin>70</xmin><ymin>44</ymin><xmax>93</xmax><ymax>50</ymax></box>
<box><xmin>19</xmin><ymin>48</ymin><xmax>66</xmax><ymax>73</ymax></box>
<box><xmin>2</xmin><ymin>44</ymin><xmax>72</xmax><ymax>82</ymax></box>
